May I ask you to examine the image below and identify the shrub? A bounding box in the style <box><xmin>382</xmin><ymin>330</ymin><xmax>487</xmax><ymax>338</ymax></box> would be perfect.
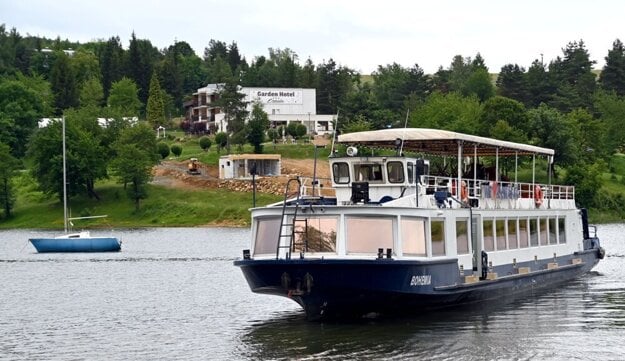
<box><xmin>215</xmin><ymin>132</ymin><xmax>228</xmax><ymax>153</ymax></box>
<box><xmin>199</xmin><ymin>136</ymin><xmax>212</xmax><ymax>152</ymax></box>
<box><xmin>157</xmin><ymin>142</ymin><xmax>170</xmax><ymax>159</ymax></box>
<box><xmin>170</xmin><ymin>144</ymin><xmax>183</xmax><ymax>157</ymax></box>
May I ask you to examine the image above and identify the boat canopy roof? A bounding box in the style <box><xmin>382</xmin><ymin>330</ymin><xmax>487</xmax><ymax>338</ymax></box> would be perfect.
<box><xmin>337</xmin><ymin>128</ymin><xmax>554</xmax><ymax>157</ymax></box>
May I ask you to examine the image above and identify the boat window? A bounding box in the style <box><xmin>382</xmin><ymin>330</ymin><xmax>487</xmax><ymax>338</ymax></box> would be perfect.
<box><xmin>483</xmin><ymin>219</ymin><xmax>494</xmax><ymax>251</ymax></box>
<box><xmin>507</xmin><ymin>219</ymin><xmax>518</xmax><ymax>249</ymax></box>
<box><xmin>496</xmin><ymin>219</ymin><xmax>506</xmax><ymax>250</ymax></box>
<box><xmin>401</xmin><ymin>217</ymin><xmax>427</xmax><ymax>256</ymax></box>
<box><xmin>539</xmin><ymin>218</ymin><xmax>549</xmax><ymax>246</ymax></box>
<box><xmin>387</xmin><ymin>161</ymin><xmax>405</xmax><ymax>183</ymax></box>
<box><xmin>529</xmin><ymin>218</ymin><xmax>539</xmax><ymax>247</ymax></box>
<box><xmin>549</xmin><ymin>218</ymin><xmax>558</xmax><ymax>245</ymax></box>
<box><xmin>456</xmin><ymin>218</ymin><xmax>470</xmax><ymax>255</ymax></box>
<box><xmin>253</xmin><ymin>217</ymin><xmax>281</xmax><ymax>255</ymax></box>
<box><xmin>293</xmin><ymin>217</ymin><xmax>338</xmax><ymax>253</ymax></box>
<box><xmin>332</xmin><ymin>162</ymin><xmax>350</xmax><ymax>184</ymax></box>
<box><xmin>353</xmin><ymin>163</ymin><xmax>384</xmax><ymax>183</ymax></box>
<box><xmin>518</xmin><ymin>218</ymin><xmax>529</xmax><ymax>248</ymax></box>
<box><xmin>431</xmin><ymin>219</ymin><xmax>446</xmax><ymax>256</ymax></box>
<box><xmin>407</xmin><ymin>163</ymin><xmax>414</xmax><ymax>184</ymax></box>
<box><xmin>558</xmin><ymin>217</ymin><xmax>566</xmax><ymax>244</ymax></box>
<box><xmin>346</xmin><ymin>217</ymin><xmax>393</xmax><ymax>254</ymax></box>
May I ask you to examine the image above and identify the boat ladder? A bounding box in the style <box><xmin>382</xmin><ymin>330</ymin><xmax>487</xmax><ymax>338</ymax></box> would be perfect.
<box><xmin>276</xmin><ymin>177</ymin><xmax>303</xmax><ymax>260</ymax></box>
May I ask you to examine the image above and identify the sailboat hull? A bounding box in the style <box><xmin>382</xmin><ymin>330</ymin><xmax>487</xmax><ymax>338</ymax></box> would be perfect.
<box><xmin>29</xmin><ymin>236</ymin><xmax>121</xmax><ymax>253</ymax></box>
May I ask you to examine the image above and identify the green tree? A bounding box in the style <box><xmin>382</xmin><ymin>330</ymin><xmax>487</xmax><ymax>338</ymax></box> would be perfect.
<box><xmin>50</xmin><ymin>51</ymin><xmax>79</xmax><ymax>114</ymax></box>
<box><xmin>527</xmin><ymin>104</ymin><xmax>580</xmax><ymax>167</ymax></box>
<box><xmin>479</xmin><ymin>96</ymin><xmax>529</xmax><ymax>137</ymax></box>
<box><xmin>247</xmin><ymin>102</ymin><xmax>269</xmax><ymax>153</ymax></box>
<box><xmin>157</xmin><ymin>142</ymin><xmax>170</xmax><ymax>159</ymax></box>
<box><xmin>496</xmin><ymin>64</ymin><xmax>528</xmax><ymax>103</ymax></box>
<box><xmin>217</xmin><ymin>80</ymin><xmax>248</xmax><ymax>136</ymax></box>
<box><xmin>126</xmin><ymin>33</ymin><xmax>158</xmax><ymax>106</ymax></box>
<box><xmin>214</xmin><ymin>132</ymin><xmax>228</xmax><ymax>153</ymax></box>
<box><xmin>146</xmin><ymin>72</ymin><xmax>166</xmax><ymax>128</ymax></box>
<box><xmin>410</xmin><ymin>91</ymin><xmax>482</xmax><ymax>134</ymax></box>
<box><xmin>0</xmin><ymin>142</ymin><xmax>20</xmax><ymax>218</ymax></box>
<box><xmin>549</xmin><ymin>40</ymin><xmax>596</xmax><ymax>111</ymax></box>
<box><xmin>170</xmin><ymin>144</ymin><xmax>182</xmax><ymax>157</ymax></box>
<box><xmin>594</xmin><ymin>90</ymin><xmax>625</xmax><ymax>155</ymax></box>
<box><xmin>70</xmin><ymin>49</ymin><xmax>100</xmax><ymax>90</ymax></box>
<box><xmin>0</xmin><ymin>79</ymin><xmax>45</xmax><ymax>157</ymax></box>
<box><xmin>372</xmin><ymin>62</ymin><xmax>431</xmax><ymax>110</ymax></box>
<box><xmin>108</xmin><ymin>77</ymin><xmax>142</xmax><ymax>115</ymax></box>
<box><xmin>199</xmin><ymin>136</ymin><xmax>212</xmax><ymax>151</ymax></box>
<box><xmin>79</xmin><ymin>77</ymin><xmax>104</xmax><ymax>107</ymax></box>
<box><xmin>342</xmin><ymin>115</ymin><xmax>373</xmax><ymax>133</ymax></box>
<box><xmin>599</xmin><ymin>39</ymin><xmax>625</xmax><ymax>96</ymax></box>
<box><xmin>110</xmin><ymin>123</ymin><xmax>158</xmax><ymax>210</ymax></box>
<box><xmin>98</xmin><ymin>36</ymin><xmax>124</xmax><ymax>101</ymax></box>
<box><xmin>463</xmin><ymin>68</ymin><xmax>494</xmax><ymax>102</ymax></box>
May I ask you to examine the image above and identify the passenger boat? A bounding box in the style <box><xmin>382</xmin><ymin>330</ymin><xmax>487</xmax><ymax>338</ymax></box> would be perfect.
<box><xmin>234</xmin><ymin>128</ymin><xmax>605</xmax><ymax>320</ymax></box>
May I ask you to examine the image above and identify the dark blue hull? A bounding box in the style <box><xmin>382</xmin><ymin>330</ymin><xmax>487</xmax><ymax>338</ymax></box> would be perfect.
<box><xmin>235</xmin><ymin>248</ymin><xmax>602</xmax><ymax>320</ymax></box>
<box><xmin>29</xmin><ymin>237</ymin><xmax>121</xmax><ymax>253</ymax></box>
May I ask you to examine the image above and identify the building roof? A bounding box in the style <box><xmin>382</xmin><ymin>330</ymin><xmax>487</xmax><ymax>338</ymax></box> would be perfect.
<box><xmin>220</xmin><ymin>154</ymin><xmax>281</xmax><ymax>160</ymax></box>
<box><xmin>337</xmin><ymin>128</ymin><xmax>554</xmax><ymax>157</ymax></box>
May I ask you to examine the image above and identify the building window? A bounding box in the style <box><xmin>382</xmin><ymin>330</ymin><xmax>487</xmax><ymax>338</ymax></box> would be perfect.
<box><xmin>401</xmin><ymin>217</ymin><xmax>427</xmax><ymax>256</ymax></box>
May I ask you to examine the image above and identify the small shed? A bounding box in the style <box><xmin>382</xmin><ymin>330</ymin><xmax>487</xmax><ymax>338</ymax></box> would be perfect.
<box><xmin>219</xmin><ymin>154</ymin><xmax>281</xmax><ymax>179</ymax></box>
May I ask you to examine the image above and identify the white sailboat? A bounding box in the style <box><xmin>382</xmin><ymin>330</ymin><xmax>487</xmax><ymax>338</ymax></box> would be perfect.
<box><xmin>29</xmin><ymin>117</ymin><xmax>121</xmax><ymax>253</ymax></box>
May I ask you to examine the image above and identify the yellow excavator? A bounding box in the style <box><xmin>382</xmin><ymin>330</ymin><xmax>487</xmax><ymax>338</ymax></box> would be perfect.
<box><xmin>187</xmin><ymin>158</ymin><xmax>201</xmax><ymax>175</ymax></box>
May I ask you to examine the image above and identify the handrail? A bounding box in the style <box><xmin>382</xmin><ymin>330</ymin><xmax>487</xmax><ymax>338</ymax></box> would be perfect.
<box><xmin>421</xmin><ymin>175</ymin><xmax>575</xmax><ymax>201</ymax></box>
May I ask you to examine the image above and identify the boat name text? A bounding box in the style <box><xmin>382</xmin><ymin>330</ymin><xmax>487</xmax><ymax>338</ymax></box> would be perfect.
<box><xmin>410</xmin><ymin>275</ymin><xmax>432</xmax><ymax>286</ymax></box>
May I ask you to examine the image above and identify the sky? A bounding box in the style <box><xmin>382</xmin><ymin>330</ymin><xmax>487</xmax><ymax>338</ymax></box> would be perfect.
<box><xmin>3</xmin><ymin>0</ymin><xmax>625</xmax><ymax>74</ymax></box>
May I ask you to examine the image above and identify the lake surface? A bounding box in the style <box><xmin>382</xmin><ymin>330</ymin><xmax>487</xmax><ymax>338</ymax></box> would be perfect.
<box><xmin>1</xmin><ymin>224</ymin><xmax>624</xmax><ymax>360</ymax></box>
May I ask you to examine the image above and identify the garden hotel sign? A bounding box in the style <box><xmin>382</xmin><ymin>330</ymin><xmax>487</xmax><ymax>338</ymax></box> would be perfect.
<box><xmin>247</xmin><ymin>89</ymin><xmax>303</xmax><ymax>105</ymax></box>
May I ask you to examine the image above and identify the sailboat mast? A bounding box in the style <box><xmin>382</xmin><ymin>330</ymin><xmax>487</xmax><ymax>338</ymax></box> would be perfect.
<box><xmin>62</xmin><ymin>116</ymin><xmax>68</xmax><ymax>233</ymax></box>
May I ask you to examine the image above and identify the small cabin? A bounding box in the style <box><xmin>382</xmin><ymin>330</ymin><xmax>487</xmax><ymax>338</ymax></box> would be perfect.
<box><xmin>330</xmin><ymin>156</ymin><xmax>429</xmax><ymax>204</ymax></box>
<box><xmin>219</xmin><ymin>154</ymin><xmax>281</xmax><ymax>179</ymax></box>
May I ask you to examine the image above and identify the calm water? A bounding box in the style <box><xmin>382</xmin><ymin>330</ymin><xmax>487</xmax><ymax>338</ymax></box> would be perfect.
<box><xmin>0</xmin><ymin>225</ymin><xmax>624</xmax><ymax>360</ymax></box>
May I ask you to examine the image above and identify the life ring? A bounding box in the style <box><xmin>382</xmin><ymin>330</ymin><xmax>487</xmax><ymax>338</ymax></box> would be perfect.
<box><xmin>534</xmin><ymin>185</ymin><xmax>543</xmax><ymax>208</ymax></box>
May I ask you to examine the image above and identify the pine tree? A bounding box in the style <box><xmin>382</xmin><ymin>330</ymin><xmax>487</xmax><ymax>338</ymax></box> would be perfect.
<box><xmin>50</xmin><ymin>51</ymin><xmax>78</xmax><ymax>114</ymax></box>
<box><xmin>599</xmin><ymin>39</ymin><xmax>625</xmax><ymax>96</ymax></box>
<box><xmin>146</xmin><ymin>72</ymin><xmax>166</xmax><ymax>128</ymax></box>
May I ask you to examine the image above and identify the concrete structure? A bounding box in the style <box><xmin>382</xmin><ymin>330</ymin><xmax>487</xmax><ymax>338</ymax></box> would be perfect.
<box><xmin>219</xmin><ymin>154</ymin><xmax>281</xmax><ymax>179</ymax></box>
<box><xmin>186</xmin><ymin>84</ymin><xmax>335</xmax><ymax>135</ymax></box>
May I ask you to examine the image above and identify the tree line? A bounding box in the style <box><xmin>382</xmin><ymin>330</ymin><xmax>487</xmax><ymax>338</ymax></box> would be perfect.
<box><xmin>2</xmin><ymin>24</ymin><xmax>625</xmax><ymax>219</ymax></box>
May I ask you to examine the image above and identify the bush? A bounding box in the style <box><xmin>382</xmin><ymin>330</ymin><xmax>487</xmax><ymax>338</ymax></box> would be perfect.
<box><xmin>215</xmin><ymin>132</ymin><xmax>228</xmax><ymax>152</ymax></box>
<box><xmin>199</xmin><ymin>136</ymin><xmax>212</xmax><ymax>152</ymax></box>
<box><xmin>170</xmin><ymin>144</ymin><xmax>183</xmax><ymax>157</ymax></box>
<box><xmin>157</xmin><ymin>142</ymin><xmax>170</xmax><ymax>159</ymax></box>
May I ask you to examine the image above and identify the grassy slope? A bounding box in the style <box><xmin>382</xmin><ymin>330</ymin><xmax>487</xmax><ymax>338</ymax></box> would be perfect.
<box><xmin>2</xmin><ymin>141</ymin><xmax>623</xmax><ymax>229</ymax></box>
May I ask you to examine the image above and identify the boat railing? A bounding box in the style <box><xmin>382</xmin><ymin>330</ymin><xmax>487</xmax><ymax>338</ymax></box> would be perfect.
<box><xmin>422</xmin><ymin>176</ymin><xmax>575</xmax><ymax>201</ymax></box>
<box><xmin>300</xmin><ymin>176</ymin><xmax>336</xmax><ymax>198</ymax></box>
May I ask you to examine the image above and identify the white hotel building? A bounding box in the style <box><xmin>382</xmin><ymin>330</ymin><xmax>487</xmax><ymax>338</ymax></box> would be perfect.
<box><xmin>186</xmin><ymin>84</ymin><xmax>335</xmax><ymax>135</ymax></box>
